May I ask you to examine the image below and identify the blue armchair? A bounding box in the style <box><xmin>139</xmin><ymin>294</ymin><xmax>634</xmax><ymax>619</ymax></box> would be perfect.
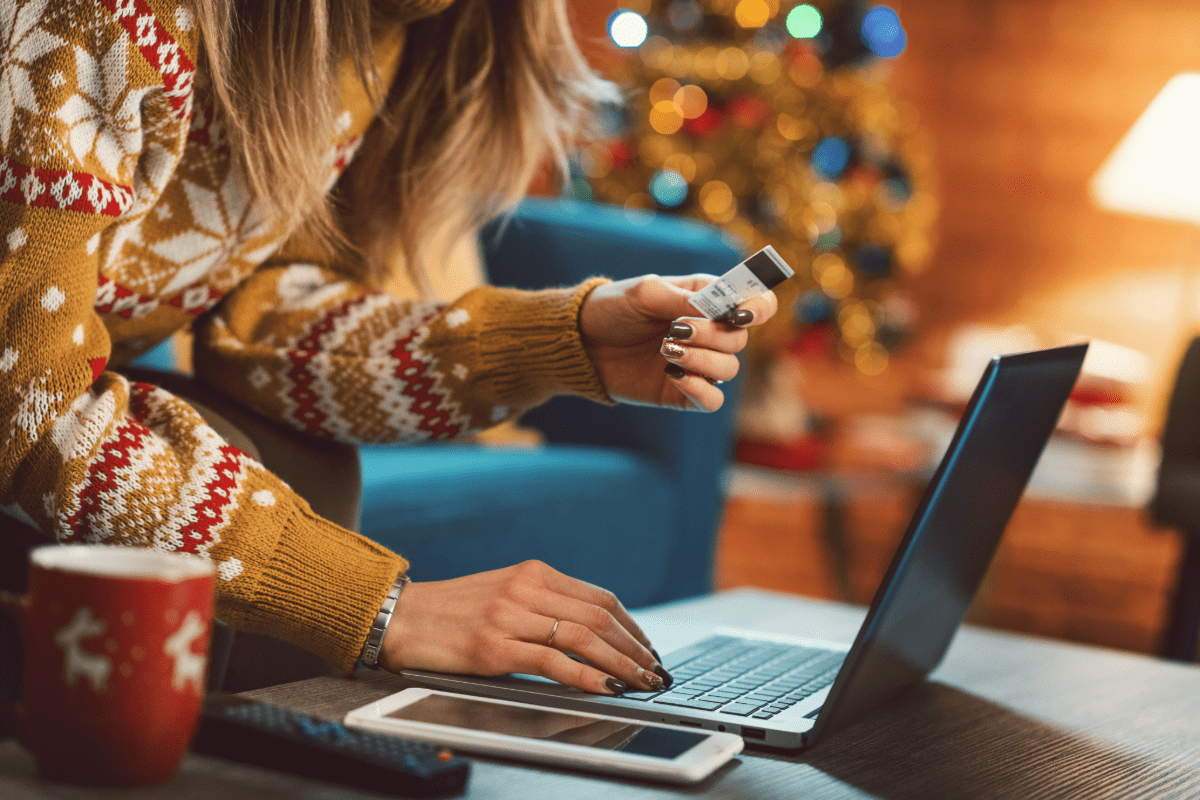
<box><xmin>357</xmin><ymin>199</ymin><xmax>744</xmax><ymax>608</ymax></box>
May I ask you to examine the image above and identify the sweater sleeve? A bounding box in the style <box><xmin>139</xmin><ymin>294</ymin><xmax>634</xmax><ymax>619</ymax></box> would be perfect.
<box><xmin>192</xmin><ymin>252</ymin><xmax>613</xmax><ymax>445</ymax></box>
<box><xmin>0</xmin><ymin>0</ymin><xmax>403</xmax><ymax>672</ymax></box>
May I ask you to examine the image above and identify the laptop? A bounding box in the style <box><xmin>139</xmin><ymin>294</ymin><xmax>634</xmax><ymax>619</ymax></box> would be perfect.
<box><xmin>403</xmin><ymin>344</ymin><xmax>1089</xmax><ymax>750</ymax></box>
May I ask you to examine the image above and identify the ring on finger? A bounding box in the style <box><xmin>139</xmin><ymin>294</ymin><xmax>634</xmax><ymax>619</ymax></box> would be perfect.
<box><xmin>548</xmin><ymin>618</ymin><xmax>561</xmax><ymax>648</ymax></box>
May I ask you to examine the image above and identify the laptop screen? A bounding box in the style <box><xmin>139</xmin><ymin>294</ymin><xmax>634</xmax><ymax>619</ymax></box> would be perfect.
<box><xmin>807</xmin><ymin>344</ymin><xmax>1088</xmax><ymax>746</ymax></box>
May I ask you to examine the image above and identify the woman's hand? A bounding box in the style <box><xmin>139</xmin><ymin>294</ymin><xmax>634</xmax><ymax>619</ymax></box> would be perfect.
<box><xmin>578</xmin><ymin>274</ymin><xmax>778</xmax><ymax>412</ymax></box>
<box><xmin>378</xmin><ymin>561</ymin><xmax>671</xmax><ymax>694</ymax></box>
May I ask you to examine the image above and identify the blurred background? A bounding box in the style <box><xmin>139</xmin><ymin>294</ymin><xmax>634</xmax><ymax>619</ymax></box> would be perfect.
<box><xmin>555</xmin><ymin>0</ymin><xmax>1200</xmax><ymax>660</ymax></box>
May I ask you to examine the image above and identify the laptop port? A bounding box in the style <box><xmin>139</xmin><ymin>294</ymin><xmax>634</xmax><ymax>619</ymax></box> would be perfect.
<box><xmin>678</xmin><ymin>720</ymin><xmax>702</xmax><ymax>728</ymax></box>
<box><xmin>741</xmin><ymin>727</ymin><xmax>766</xmax><ymax>740</ymax></box>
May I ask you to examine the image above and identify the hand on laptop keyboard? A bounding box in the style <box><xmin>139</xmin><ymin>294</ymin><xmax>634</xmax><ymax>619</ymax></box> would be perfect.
<box><xmin>619</xmin><ymin>636</ymin><xmax>842</xmax><ymax>720</ymax></box>
<box><xmin>378</xmin><ymin>560</ymin><xmax>673</xmax><ymax>695</ymax></box>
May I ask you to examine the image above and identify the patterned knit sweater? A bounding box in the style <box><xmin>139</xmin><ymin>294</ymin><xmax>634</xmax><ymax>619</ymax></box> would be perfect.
<box><xmin>0</xmin><ymin>0</ymin><xmax>611</xmax><ymax>672</ymax></box>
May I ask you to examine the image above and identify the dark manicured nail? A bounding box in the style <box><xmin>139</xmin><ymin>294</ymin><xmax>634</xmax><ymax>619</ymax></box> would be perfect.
<box><xmin>668</xmin><ymin>321</ymin><xmax>694</xmax><ymax>340</ymax></box>
<box><xmin>606</xmin><ymin>677</ymin><xmax>628</xmax><ymax>695</ymax></box>
<box><xmin>731</xmin><ymin>309</ymin><xmax>754</xmax><ymax>327</ymax></box>
<box><xmin>640</xmin><ymin>669</ymin><xmax>664</xmax><ymax>691</ymax></box>
<box><xmin>653</xmin><ymin>663</ymin><xmax>674</xmax><ymax>689</ymax></box>
<box><xmin>651</xmin><ymin>648</ymin><xmax>662</xmax><ymax>662</ymax></box>
<box><xmin>664</xmin><ymin>363</ymin><xmax>686</xmax><ymax>379</ymax></box>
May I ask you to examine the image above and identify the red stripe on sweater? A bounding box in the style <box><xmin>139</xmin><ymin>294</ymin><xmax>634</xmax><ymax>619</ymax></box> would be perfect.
<box><xmin>284</xmin><ymin>300</ymin><xmax>361</xmax><ymax>436</ymax></box>
<box><xmin>60</xmin><ymin>413</ymin><xmax>155</xmax><ymax>542</ymax></box>
<box><xmin>0</xmin><ymin>158</ymin><xmax>133</xmax><ymax>217</ymax></box>
<box><xmin>388</xmin><ymin>327</ymin><xmax>462</xmax><ymax>439</ymax></box>
<box><xmin>99</xmin><ymin>0</ymin><xmax>196</xmax><ymax>119</ymax></box>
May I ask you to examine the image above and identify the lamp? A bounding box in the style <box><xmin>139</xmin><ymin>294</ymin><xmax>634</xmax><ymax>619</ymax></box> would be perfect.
<box><xmin>1091</xmin><ymin>72</ymin><xmax>1200</xmax><ymax>224</ymax></box>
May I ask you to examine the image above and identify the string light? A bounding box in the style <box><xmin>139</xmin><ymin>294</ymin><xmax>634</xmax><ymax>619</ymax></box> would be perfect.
<box><xmin>861</xmin><ymin>6</ymin><xmax>906</xmax><ymax>58</ymax></box>
<box><xmin>650</xmin><ymin>169</ymin><xmax>690</xmax><ymax>207</ymax></box>
<box><xmin>734</xmin><ymin>0</ymin><xmax>771</xmax><ymax>28</ymax></box>
<box><xmin>786</xmin><ymin>4</ymin><xmax>822</xmax><ymax>39</ymax></box>
<box><xmin>608</xmin><ymin>9</ymin><xmax>649</xmax><ymax>48</ymax></box>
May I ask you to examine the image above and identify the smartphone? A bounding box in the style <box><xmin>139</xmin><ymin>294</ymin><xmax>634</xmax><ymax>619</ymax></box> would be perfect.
<box><xmin>344</xmin><ymin>688</ymin><xmax>743</xmax><ymax>784</ymax></box>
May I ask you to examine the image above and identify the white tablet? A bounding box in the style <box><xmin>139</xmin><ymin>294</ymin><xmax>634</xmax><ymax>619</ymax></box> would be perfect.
<box><xmin>344</xmin><ymin>688</ymin><xmax>743</xmax><ymax>784</ymax></box>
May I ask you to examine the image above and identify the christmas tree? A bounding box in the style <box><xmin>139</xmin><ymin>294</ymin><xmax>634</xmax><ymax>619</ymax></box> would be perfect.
<box><xmin>578</xmin><ymin>0</ymin><xmax>936</xmax><ymax>381</ymax></box>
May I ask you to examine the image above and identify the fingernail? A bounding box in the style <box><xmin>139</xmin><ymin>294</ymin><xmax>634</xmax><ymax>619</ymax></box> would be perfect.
<box><xmin>664</xmin><ymin>363</ymin><xmax>686</xmax><ymax>379</ymax></box>
<box><xmin>653</xmin><ymin>663</ymin><xmax>674</xmax><ymax>689</ymax></box>
<box><xmin>606</xmin><ymin>677</ymin><xmax>628</xmax><ymax>695</ymax></box>
<box><xmin>651</xmin><ymin>648</ymin><xmax>662</xmax><ymax>662</ymax></box>
<box><xmin>661</xmin><ymin>340</ymin><xmax>687</xmax><ymax>360</ymax></box>
<box><xmin>731</xmin><ymin>309</ymin><xmax>754</xmax><ymax>327</ymax></box>
<box><xmin>668</xmin><ymin>321</ymin><xmax>694</xmax><ymax>340</ymax></box>
<box><xmin>640</xmin><ymin>669</ymin><xmax>664</xmax><ymax>692</ymax></box>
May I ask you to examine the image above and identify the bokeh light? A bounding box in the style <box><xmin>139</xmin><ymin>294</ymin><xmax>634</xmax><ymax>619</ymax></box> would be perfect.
<box><xmin>699</xmin><ymin>180</ymin><xmax>737</xmax><ymax>222</ymax></box>
<box><xmin>650</xmin><ymin>169</ymin><xmax>690</xmax><ymax>207</ymax></box>
<box><xmin>861</xmin><ymin>6</ymin><xmax>906</xmax><ymax>58</ymax></box>
<box><xmin>855</xmin><ymin>341</ymin><xmax>888</xmax><ymax>375</ymax></box>
<box><xmin>811</xmin><ymin>137</ymin><xmax>851</xmax><ymax>179</ymax></box>
<box><xmin>734</xmin><ymin>0</ymin><xmax>770</xmax><ymax>28</ymax></box>
<box><xmin>750</xmin><ymin>51</ymin><xmax>782</xmax><ymax>84</ymax></box>
<box><xmin>663</xmin><ymin>152</ymin><xmax>698</xmax><ymax>182</ymax></box>
<box><xmin>673</xmin><ymin>84</ymin><xmax>709</xmax><ymax>119</ymax></box>
<box><xmin>786</xmin><ymin>4</ymin><xmax>822</xmax><ymax>39</ymax></box>
<box><xmin>716</xmin><ymin>47</ymin><xmax>751</xmax><ymax>80</ymax></box>
<box><xmin>649</xmin><ymin>78</ymin><xmax>682</xmax><ymax>105</ymax></box>
<box><xmin>608</xmin><ymin>9</ymin><xmax>649</xmax><ymax>48</ymax></box>
<box><xmin>649</xmin><ymin>100</ymin><xmax>685</xmax><ymax>135</ymax></box>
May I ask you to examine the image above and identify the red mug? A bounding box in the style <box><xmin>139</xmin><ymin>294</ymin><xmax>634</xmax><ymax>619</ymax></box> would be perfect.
<box><xmin>0</xmin><ymin>544</ymin><xmax>216</xmax><ymax>786</ymax></box>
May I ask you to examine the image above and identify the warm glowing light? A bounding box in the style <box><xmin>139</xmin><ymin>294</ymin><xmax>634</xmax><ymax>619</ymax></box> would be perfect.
<box><xmin>650</xmin><ymin>78</ymin><xmax>682</xmax><ymax>105</ymax></box>
<box><xmin>1091</xmin><ymin>73</ymin><xmax>1200</xmax><ymax>225</ymax></box>
<box><xmin>608</xmin><ymin>10</ymin><xmax>649</xmax><ymax>48</ymax></box>
<box><xmin>839</xmin><ymin>302</ymin><xmax>875</xmax><ymax>346</ymax></box>
<box><xmin>776</xmin><ymin>112</ymin><xmax>809</xmax><ymax>141</ymax></box>
<box><xmin>699</xmin><ymin>180</ymin><xmax>737</xmax><ymax>222</ymax></box>
<box><xmin>673</xmin><ymin>85</ymin><xmax>708</xmax><ymax>119</ymax></box>
<box><xmin>663</xmin><ymin>152</ymin><xmax>698</xmax><ymax>182</ymax></box>
<box><xmin>855</xmin><ymin>342</ymin><xmax>888</xmax><ymax>375</ymax></box>
<box><xmin>789</xmin><ymin>50</ymin><xmax>823</xmax><ymax>87</ymax></box>
<box><xmin>734</xmin><ymin>0</ymin><xmax>770</xmax><ymax>28</ymax></box>
<box><xmin>649</xmin><ymin>100</ymin><xmax>685</xmax><ymax>135</ymax></box>
<box><xmin>804</xmin><ymin>201</ymin><xmax>838</xmax><ymax>234</ymax></box>
<box><xmin>693</xmin><ymin>47</ymin><xmax>721</xmax><ymax>81</ymax></box>
<box><xmin>861</xmin><ymin>6</ymin><xmax>906</xmax><ymax>58</ymax></box>
<box><xmin>716</xmin><ymin>47</ymin><xmax>751</xmax><ymax>80</ymax></box>
<box><xmin>750</xmin><ymin>51</ymin><xmax>782</xmax><ymax>84</ymax></box>
<box><xmin>638</xmin><ymin>133</ymin><xmax>675</xmax><ymax>167</ymax></box>
<box><xmin>786</xmin><ymin>4</ymin><xmax>822</xmax><ymax>38</ymax></box>
<box><xmin>649</xmin><ymin>169</ymin><xmax>689</xmax><ymax>207</ymax></box>
<box><xmin>817</xmin><ymin>259</ymin><xmax>853</xmax><ymax>298</ymax></box>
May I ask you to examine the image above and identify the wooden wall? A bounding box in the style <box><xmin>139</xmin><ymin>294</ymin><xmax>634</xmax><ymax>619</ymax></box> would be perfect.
<box><xmin>883</xmin><ymin>0</ymin><xmax>1200</xmax><ymax>423</ymax></box>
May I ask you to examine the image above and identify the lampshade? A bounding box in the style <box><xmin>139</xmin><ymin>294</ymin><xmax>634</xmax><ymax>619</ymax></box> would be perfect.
<box><xmin>1090</xmin><ymin>73</ymin><xmax>1200</xmax><ymax>225</ymax></box>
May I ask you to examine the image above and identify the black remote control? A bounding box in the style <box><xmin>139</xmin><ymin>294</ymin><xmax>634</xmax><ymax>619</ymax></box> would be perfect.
<box><xmin>192</xmin><ymin>693</ymin><xmax>470</xmax><ymax>797</ymax></box>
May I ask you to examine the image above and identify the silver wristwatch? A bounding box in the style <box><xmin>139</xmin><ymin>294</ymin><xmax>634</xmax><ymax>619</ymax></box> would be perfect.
<box><xmin>360</xmin><ymin>574</ymin><xmax>410</xmax><ymax>669</ymax></box>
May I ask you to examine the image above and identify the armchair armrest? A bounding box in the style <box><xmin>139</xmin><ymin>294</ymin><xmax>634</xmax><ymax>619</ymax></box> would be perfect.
<box><xmin>481</xmin><ymin>199</ymin><xmax>745</xmax><ymax>600</ymax></box>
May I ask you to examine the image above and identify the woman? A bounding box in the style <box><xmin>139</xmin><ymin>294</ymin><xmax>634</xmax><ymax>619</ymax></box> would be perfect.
<box><xmin>0</xmin><ymin>0</ymin><xmax>776</xmax><ymax>695</ymax></box>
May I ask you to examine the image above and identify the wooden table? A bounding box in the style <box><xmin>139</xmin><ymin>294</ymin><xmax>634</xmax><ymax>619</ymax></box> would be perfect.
<box><xmin>3</xmin><ymin>588</ymin><xmax>1199</xmax><ymax>799</ymax></box>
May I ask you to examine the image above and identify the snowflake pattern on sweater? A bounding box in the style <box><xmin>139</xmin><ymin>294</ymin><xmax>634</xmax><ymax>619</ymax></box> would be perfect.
<box><xmin>0</xmin><ymin>0</ymin><xmax>609</xmax><ymax>671</ymax></box>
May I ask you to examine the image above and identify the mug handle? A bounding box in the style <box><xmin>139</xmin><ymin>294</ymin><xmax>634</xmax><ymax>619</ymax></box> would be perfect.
<box><xmin>0</xmin><ymin>590</ymin><xmax>28</xmax><ymax>745</ymax></box>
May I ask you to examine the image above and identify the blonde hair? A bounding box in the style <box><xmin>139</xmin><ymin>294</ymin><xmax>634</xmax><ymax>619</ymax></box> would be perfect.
<box><xmin>191</xmin><ymin>0</ymin><xmax>617</xmax><ymax>287</ymax></box>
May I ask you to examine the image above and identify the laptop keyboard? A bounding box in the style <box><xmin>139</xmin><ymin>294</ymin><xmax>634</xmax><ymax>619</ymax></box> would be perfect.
<box><xmin>623</xmin><ymin>635</ymin><xmax>844</xmax><ymax>720</ymax></box>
